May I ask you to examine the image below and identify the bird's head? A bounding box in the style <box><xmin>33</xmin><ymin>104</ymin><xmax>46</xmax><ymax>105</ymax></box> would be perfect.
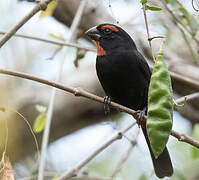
<box><xmin>85</xmin><ymin>23</ymin><xmax>136</xmax><ymax>56</ymax></box>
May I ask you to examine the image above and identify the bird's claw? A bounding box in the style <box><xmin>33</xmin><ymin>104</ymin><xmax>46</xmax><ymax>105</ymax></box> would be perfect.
<box><xmin>103</xmin><ymin>96</ymin><xmax>111</xmax><ymax>115</ymax></box>
<box><xmin>134</xmin><ymin>108</ymin><xmax>146</xmax><ymax>127</ymax></box>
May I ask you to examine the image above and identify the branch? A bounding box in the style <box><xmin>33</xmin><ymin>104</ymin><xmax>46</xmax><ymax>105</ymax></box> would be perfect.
<box><xmin>162</xmin><ymin>0</ymin><xmax>199</xmax><ymax>44</ymax></box>
<box><xmin>57</xmin><ymin>121</ymin><xmax>136</xmax><ymax>180</ymax></box>
<box><xmin>148</xmin><ymin>36</ymin><xmax>167</xmax><ymax>41</ymax></box>
<box><xmin>141</xmin><ymin>1</ymin><xmax>199</xmax><ymax>88</ymax></box>
<box><xmin>175</xmin><ymin>92</ymin><xmax>199</xmax><ymax>104</ymax></box>
<box><xmin>0</xmin><ymin>68</ymin><xmax>198</xmax><ymax>148</ymax></box>
<box><xmin>1</xmin><ymin>68</ymin><xmax>199</xmax><ymax>178</ymax></box>
<box><xmin>38</xmin><ymin>0</ymin><xmax>88</xmax><ymax>180</ymax></box>
<box><xmin>1</xmin><ymin>31</ymin><xmax>199</xmax><ymax>91</ymax></box>
<box><xmin>171</xmin><ymin>130</ymin><xmax>199</xmax><ymax>148</ymax></box>
<box><xmin>0</xmin><ymin>0</ymin><xmax>53</xmax><ymax>48</ymax></box>
<box><xmin>110</xmin><ymin>128</ymin><xmax>140</xmax><ymax>178</ymax></box>
<box><xmin>141</xmin><ymin>3</ymin><xmax>155</xmax><ymax>61</ymax></box>
<box><xmin>19</xmin><ymin>173</ymin><xmax>111</xmax><ymax>180</ymax></box>
<box><xmin>0</xmin><ymin>31</ymin><xmax>96</xmax><ymax>52</ymax></box>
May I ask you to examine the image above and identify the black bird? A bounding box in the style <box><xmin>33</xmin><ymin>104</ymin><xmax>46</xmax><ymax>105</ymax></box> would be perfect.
<box><xmin>86</xmin><ymin>23</ymin><xmax>173</xmax><ymax>178</ymax></box>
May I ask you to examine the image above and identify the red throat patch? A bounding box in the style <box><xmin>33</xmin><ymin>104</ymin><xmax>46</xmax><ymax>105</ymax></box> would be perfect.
<box><xmin>93</xmin><ymin>40</ymin><xmax>106</xmax><ymax>56</ymax></box>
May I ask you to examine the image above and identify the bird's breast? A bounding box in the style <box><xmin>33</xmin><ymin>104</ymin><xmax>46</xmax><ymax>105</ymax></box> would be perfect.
<box><xmin>96</xmin><ymin>55</ymin><xmax>148</xmax><ymax>110</ymax></box>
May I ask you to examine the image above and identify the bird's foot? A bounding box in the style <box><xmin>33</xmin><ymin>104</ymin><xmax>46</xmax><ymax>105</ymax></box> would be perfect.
<box><xmin>134</xmin><ymin>108</ymin><xmax>146</xmax><ymax>127</ymax></box>
<box><xmin>103</xmin><ymin>96</ymin><xmax>111</xmax><ymax>115</ymax></box>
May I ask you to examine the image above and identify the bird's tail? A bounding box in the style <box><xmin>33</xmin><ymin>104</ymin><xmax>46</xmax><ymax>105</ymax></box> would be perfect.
<box><xmin>141</xmin><ymin>122</ymin><xmax>173</xmax><ymax>178</ymax></box>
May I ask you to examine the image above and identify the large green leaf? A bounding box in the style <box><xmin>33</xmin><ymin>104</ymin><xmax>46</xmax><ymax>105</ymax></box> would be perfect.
<box><xmin>147</xmin><ymin>48</ymin><xmax>173</xmax><ymax>158</ymax></box>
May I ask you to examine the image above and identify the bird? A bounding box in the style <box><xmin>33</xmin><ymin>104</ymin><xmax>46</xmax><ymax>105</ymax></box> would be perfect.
<box><xmin>85</xmin><ymin>23</ymin><xmax>173</xmax><ymax>178</ymax></box>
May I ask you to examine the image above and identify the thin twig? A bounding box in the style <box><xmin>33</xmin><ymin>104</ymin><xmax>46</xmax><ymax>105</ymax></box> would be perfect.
<box><xmin>175</xmin><ymin>92</ymin><xmax>199</xmax><ymax>104</ymax></box>
<box><xmin>1</xmin><ymin>31</ymin><xmax>199</xmax><ymax>90</ymax></box>
<box><xmin>141</xmin><ymin>3</ymin><xmax>155</xmax><ymax>61</ymax></box>
<box><xmin>171</xmin><ymin>130</ymin><xmax>199</xmax><ymax>148</ymax></box>
<box><xmin>0</xmin><ymin>0</ymin><xmax>53</xmax><ymax>48</ymax></box>
<box><xmin>19</xmin><ymin>174</ymin><xmax>111</xmax><ymax>180</ymax></box>
<box><xmin>46</xmin><ymin>46</ymin><xmax>62</xmax><ymax>60</ymax></box>
<box><xmin>0</xmin><ymin>68</ymin><xmax>198</xmax><ymax>149</ymax></box>
<box><xmin>0</xmin><ymin>31</ymin><xmax>96</xmax><ymax>52</ymax></box>
<box><xmin>38</xmin><ymin>1</ymin><xmax>87</xmax><ymax>180</ymax></box>
<box><xmin>148</xmin><ymin>36</ymin><xmax>167</xmax><ymax>41</ymax></box>
<box><xmin>162</xmin><ymin>1</ymin><xmax>192</xmax><ymax>35</ymax></box>
<box><xmin>110</xmin><ymin>128</ymin><xmax>140</xmax><ymax>178</ymax></box>
<box><xmin>178</xmin><ymin>23</ymin><xmax>199</xmax><ymax>66</ymax></box>
<box><xmin>169</xmin><ymin>71</ymin><xmax>199</xmax><ymax>91</ymax></box>
<box><xmin>162</xmin><ymin>0</ymin><xmax>199</xmax><ymax>44</ymax></box>
<box><xmin>108</xmin><ymin>0</ymin><xmax>119</xmax><ymax>24</ymax></box>
<box><xmin>57</xmin><ymin>121</ymin><xmax>137</xmax><ymax>180</ymax></box>
<box><xmin>1</xmin><ymin>33</ymin><xmax>199</xmax><ymax>91</ymax></box>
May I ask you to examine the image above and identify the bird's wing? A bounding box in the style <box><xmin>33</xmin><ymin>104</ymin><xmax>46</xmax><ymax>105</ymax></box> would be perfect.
<box><xmin>134</xmin><ymin>50</ymin><xmax>151</xmax><ymax>82</ymax></box>
<box><xmin>125</xmin><ymin>50</ymin><xmax>151</xmax><ymax>83</ymax></box>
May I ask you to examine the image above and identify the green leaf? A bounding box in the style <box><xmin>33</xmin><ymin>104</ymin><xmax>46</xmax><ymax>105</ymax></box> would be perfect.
<box><xmin>147</xmin><ymin>47</ymin><xmax>173</xmax><ymax>158</ymax></box>
<box><xmin>191</xmin><ymin>123</ymin><xmax>199</xmax><ymax>159</ymax></box>
<box><xmin>140</xmin><ymin>0</ymin><xmax>147</xmax><ymax>4</ymax></box>
<box><xmin>33</xmin><ymin>113</ymin><xmax>46</xmax><ymax>133</ymax></box>
<box><xmin>35</xmin><ymin>104</ymin><xmax>47</xmax><ymax>113</ymax></box>
<box><xmin>145</xmin><ymin>5</ymin><xmax>162</xmax><ymax>11</ymax></box>
<box><xmin>48</xmin><ymin>33</ymin><xmax>65</xmax><ymax>41</ymax></box>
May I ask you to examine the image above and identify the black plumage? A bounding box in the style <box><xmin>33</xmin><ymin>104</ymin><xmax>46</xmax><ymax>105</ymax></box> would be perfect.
<box><xmin>86</xmin><ymin>23</ymin><xmax>173</xmax><ymax>178</ymax></box>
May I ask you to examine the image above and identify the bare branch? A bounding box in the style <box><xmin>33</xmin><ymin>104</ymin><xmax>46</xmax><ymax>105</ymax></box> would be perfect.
<box><xmin>110</xmin><ymin>128</ymin><xmax>140</xmax><ymax>178</ymax></box>
<box><xmin>141</xmin><ymin>3</ymin><xmax>155</xmax><ymax>61</ymax></box>
<box><xmin>0</xmin><ymin>68</ymin><xmax>198</xmax><ymax>149</ymax></box>
<box><xmin>57</xmin><ymin>121</ymin><xmax>137</xmax><ymax>180</ymax></box>
<box><xmin>171</xmin><ymin>130</ymin><xmax>199</xmax><ymax>148</ymax></box>
<box><xmin>162</xmin><ymin>0</ymin><xmax>199</xmax><ymax>44</ymax></box>
<box><xmin>148</xmin><ymin>36</ymin><xmax>167</xmax><ymax>41</ymax></box>
<box><xmin>19</xmin><ymin>173</ymin><xmax>111</xmax><ymax>180</ymax></box>
<box><xmin>1</xmin><ymin>33</ymin><xmax>199</xmax><ymax>92</ymax></box>
<box><xmin>38</xmin><ymin>0</ymin><xmax>88</xmax><ymax>180</ymax></box>
<box><xmin>0</xmin><ymin>31</ymin><xmax>95</xmax><ymax>52</ymax></box>
<box><xmin>175</xmin><ymin>92</ymin><xmax>199</xmax><ymax>104</ymax></box>
<box><xmin>0</xmin><ymin>0</ymin><xmax>53</xmax><ymax>48</ymax></box>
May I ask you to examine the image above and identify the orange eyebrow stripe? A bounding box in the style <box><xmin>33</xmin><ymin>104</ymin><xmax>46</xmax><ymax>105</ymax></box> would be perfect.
<box><xmin>101</xmin><ymin>25</ymin><xmax>119</xmax><ymax>32</ymax></box>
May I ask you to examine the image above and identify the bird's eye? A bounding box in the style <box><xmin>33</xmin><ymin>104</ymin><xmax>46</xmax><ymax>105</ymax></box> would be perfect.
<box><xmin>104</xmin><ymin>28</ymin><xmax>112</xmax><ymax>34</ymax></box>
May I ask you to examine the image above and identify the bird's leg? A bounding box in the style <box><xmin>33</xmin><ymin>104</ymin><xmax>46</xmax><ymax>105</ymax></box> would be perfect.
<box><xmin>103</xmin><ymin>96</ymin><xmax>111</xmax><ymax>115</ymax></box>
<box><xmin>135</xmin><ymin>108</ymin><xmax>147</xmax><ymax>127</ymax></box>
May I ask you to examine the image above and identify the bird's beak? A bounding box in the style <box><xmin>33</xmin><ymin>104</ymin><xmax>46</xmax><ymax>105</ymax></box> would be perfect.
<box><xmin>85</xmin><ymin>26</ymin><xmax>101</xmax><ymax>40</ymax></box>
